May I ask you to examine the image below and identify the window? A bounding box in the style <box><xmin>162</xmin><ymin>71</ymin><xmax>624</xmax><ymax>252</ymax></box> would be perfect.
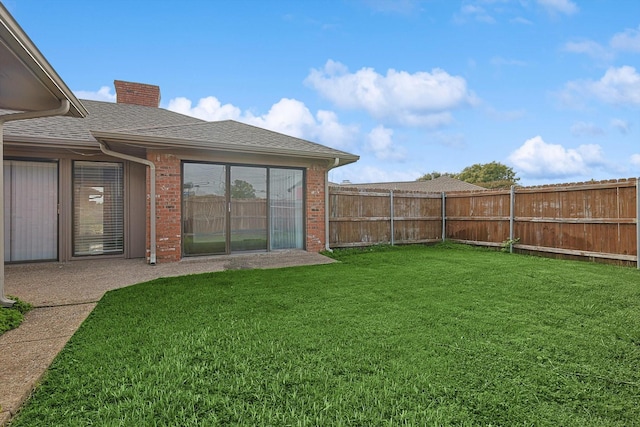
<box><xmin>182</xmin><ymin>163</ymin><xmax>305</xmax><ymax>255</ymax></box>
<box><xmin>73</xmin><ymin>161</ymin><xmax>124</xmax><ymax>256</ymax></box>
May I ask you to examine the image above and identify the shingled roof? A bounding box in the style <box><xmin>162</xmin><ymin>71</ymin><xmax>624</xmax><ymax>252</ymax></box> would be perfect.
<box><xmin>2</xmin><ymin>100</ymin><xmax>359</xmax><ymax>164</ymax></box>
<box><xmin>333</xmin><ymin>176</ymin><xmax>485</xmax><ymax>192</ymax></box>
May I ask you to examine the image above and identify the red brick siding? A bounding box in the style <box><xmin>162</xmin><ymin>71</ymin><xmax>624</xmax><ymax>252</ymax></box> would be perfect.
<box><xmin>306</xmin><ymin>164</ymin><xmax>327</xmax><ymax>252</ymax></box>
<box><xmin>114</xmin><ymin>80</ymin><xmax>160</xmax><ymax>107</ymax></box>
<box><xmin>147</xmin><ymin>152</ymin><xmax>181</xmax><ymax>263</ymax></box>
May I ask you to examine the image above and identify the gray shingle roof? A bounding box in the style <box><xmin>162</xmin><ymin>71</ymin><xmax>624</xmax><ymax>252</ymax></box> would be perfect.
<box><xmin>2</xmin><ymin>100</ymin><xmax>357</xmax><ymax>162</ymax></box>
<box><xmin>333</xmin><ymin>176</ymin><xmax>485</xmax><ymax>192</ymax></box>
<box><xmin>2</xmin><ymin>100</ymin><xmax>203</xmax><ymax>142</ymax></box>
<box><xmin>105</xmin><ymin>120</ymin><xmax>356</xmax><ymax>158</ymax></box>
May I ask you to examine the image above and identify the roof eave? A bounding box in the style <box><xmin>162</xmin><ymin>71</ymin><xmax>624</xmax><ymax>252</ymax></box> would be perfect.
<box><xmin>91</xmin><ymin>130</ymin><xmax>360</xmax><ymax>167</ymax></box>
<box><xmin>0</xmin><ymin>4</ymin><xmax>87</xmax><ymax>117</ymax></box>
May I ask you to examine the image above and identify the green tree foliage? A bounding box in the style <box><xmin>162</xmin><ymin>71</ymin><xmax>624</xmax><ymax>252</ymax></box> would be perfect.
<box><xmin>455</xmin><ymin>162</ymin><xmax>519</xmax><ymax>189</ymax></box>
<box><xmin>230</xmin><ymin>179</ymin><xmax>256</xmax><ymax>199</ymax></box>
<box><xmin>416</xmin><ymin>171</ymin><xmax>455</xmax><ymax>181</ymax></box>
<box><xmin>417</xmin><ymin>162</ymin><xmax>519</xmax><ymax>189</ymax></box>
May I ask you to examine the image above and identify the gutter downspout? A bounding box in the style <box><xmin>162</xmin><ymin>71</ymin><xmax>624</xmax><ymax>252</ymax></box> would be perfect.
<box><xmin>325</xmin><ymin>158</ymin><xmax>340</xmax><ymax>252</ymax></box>
<box><xmin>0</xmin><ymin>100</ymin><xmax>70</xmax><ymax>307</ymax></box>
<box><xmin>96</xmin><ymin>141</ymin><xmax>157</xmax><ymax>265</ymax></box>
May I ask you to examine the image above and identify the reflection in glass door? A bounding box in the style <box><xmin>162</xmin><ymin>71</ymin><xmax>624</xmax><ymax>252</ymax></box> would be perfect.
<box><xmin>183</xmin><ymin>163</ymin><xmax>226</xmax><ymax>255</ymax></box>
<box><xmin>230</xmin><ymin>166</ymin><xmax>267</xmax><ymax>252</ymax></box>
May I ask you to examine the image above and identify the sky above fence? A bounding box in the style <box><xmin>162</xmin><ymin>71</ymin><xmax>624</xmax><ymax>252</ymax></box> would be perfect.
<box><xmin>8</xmin><ymin>0</ymin><xmax>640</xmax><ymax>186</ymax></box>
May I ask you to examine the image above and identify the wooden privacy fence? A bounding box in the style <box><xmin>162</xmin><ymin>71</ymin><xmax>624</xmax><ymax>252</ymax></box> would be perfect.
<box><xmin>328</xmin><ymin>178</ymin><xmax>640</xmax><ymax>267</ymax></box>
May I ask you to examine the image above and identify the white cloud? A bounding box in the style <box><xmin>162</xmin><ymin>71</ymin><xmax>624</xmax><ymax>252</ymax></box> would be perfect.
<box><xmin>508</xmin><ymin>136</ymin><xmax>606</xmax><ymax>178</ymax></box>
<box><xmin>74</xmin><ymin>86</ymin><xmax>116</xmax><ymax>102</ymax></box>
<box><xmin>562</xmin><ymin>40</ymin><xmax>613</xmax><ymax>61</ymax></box>
<box><xmin>611</xmin><ymin>118</ymin><xmax>631</xmax><ymax>134</ymax></box>
<box><xmin>364</xmin><ymin>125</ymin><xmax>405</xmax><ymax>161</ymax></box>
<box><xmin>330</xmin><ymin>165</ymin><xmax>420</xmax><ymax>184</ymax></box>
<box><xmin>455</xmin><ymin>4</ymin><xmax>496</xmax><ymax>24</ymax></box>
<box><xmin>561</xmin><ymin>66</ymin><xmax>640</xmax><ymax>107</ymax></box>
<box><xmin>631</xmin><ymin>154</ymin><xmax>640</xmax><ymax>167</ymax></box>
<box><xmin>610</xmin><ymin>25</ymin><xmax>640</xmax><ymax>53</ymax></box>
<box><xmin>244</xmin><ymin>98</ymin><xmax>358</xmax><ymax>150</ymax></box>
<box><xmin>305</xmin><ymin>60</ymin><xmax>476</xmax><ymax>128</ymax></box>
<box><xmin>570</xmin><ymin>121</ymin><xmax>604</xmax><ymax>137</ymax></box>
<box><xmin>537</xmin><ymin>0</ymin><xmax>578</xmax><ymax>15</ymax></box>
<box><xmin>167</xmin><ymin>96</ymin><xmax>241</xmax><ymax>121</ymax></box>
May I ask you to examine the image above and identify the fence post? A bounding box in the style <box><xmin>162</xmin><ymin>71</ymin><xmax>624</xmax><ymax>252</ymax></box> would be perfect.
<box><xmin>637</xmin><ymin>177</ymin><xmax>639</xmax><ymax>270</ymax></box>
<box><xmin>442</xmin><ymin>192</ymin><xmax>446</xmax><ymax>242</ymax></box>
<box><xmin>510</xmin><ymin>185</ymin><xmax>516</xmax><ymax>253</ymax></box>
<box><xmin>390</xmin><ymin>190</ymin><xmax>395</xmax><ymax>246</ymax></box>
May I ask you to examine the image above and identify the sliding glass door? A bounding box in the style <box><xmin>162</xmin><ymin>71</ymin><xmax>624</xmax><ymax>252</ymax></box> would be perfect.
<box><xmin>182</xmin><ymin>163</ymin><xmax>304</xmax><ymax>256</ymax></box>
<box><xmin>183</xmin><ymin>163</ymin><xmax>226</xmax><ymax>255</ymax></box>
<box><xmin>4</xmin><ymin>160</ymin><xmax>58</xmax><ymax>262</ymax></box>
<box><xmin>230</xmin><ymin>166</ymin><xmax>267</xmax><ymax>252</ymax></box>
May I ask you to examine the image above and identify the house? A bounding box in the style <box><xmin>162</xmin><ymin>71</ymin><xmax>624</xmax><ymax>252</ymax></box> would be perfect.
<box><xmin>0</xmin><ymin>0</ymin><xmax>357</xmax><ymax>272</ymax></box>
<box><xmin>333</xmin><ymin>176</ymin><xmax>485</xmax><ymax>192</ymax></box>
<box><xmin>0</xmin><ymin>3</ymin><xmax>87</xmax><ymax>306</ymax></box>
<box><xmin>2</xmin><ymin>80</ymin><xmax>359</xmax><ymax>264</ymax></box>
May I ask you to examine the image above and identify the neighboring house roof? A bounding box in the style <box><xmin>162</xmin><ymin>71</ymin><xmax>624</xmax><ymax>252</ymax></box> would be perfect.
<box><xmin>3</xmin><ymin>100</ymin><xmax>359</xmax><ymax>165</ymax></box>
<box><xmin>0</xmin><ymin>3</ymin><xmax>86</xmax><ymax>117</ymax></box>
<box><xmin>333</xmin><ymin>176</ymin><xmax>485</xmax><ymax>192</ymax></box>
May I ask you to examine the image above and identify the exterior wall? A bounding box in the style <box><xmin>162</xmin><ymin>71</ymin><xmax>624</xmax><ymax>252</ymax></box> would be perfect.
<box><xmin>306</xmin><ymin>164</ymin><xmax>327</xmax><ymax>252</ymax></box>
<box><xmin>147</xmin><ymin>151</ymin><xmax>182</xmax><ymax>263</ymax></box>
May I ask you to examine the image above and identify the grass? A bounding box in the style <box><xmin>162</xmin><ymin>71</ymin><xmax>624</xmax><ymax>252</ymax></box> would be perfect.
<box><xmin>0</xmin><ymin>296</ymin><xmax>32</xmax><ymax>336</ymax></box>
<box><xmin>11</xmin><ymin>243</ymin><xmax>640</xmax><ymax>426</ymax></box>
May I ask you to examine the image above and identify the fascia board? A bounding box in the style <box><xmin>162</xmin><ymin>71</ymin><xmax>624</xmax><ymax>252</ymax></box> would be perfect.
<box><xmin>0</xmin><ymin>4</ymin><xmax>87</xmax><ymax>117</ymax></box>
<box><xmin>91</xmin><ymin>130</ymin><xmax>360</xmax><ymax>166</ymax></box>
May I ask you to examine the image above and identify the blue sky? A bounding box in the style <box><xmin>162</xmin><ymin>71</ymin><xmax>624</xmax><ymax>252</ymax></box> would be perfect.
<box><xmin>7</xmin><ymin>0</ymin><xmax>640</xmax><ymax>186</ymax></box>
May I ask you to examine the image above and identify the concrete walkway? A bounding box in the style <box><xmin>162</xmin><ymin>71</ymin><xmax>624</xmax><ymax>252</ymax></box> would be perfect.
<box><xmin>0</xmin><ymin>251</ymin><xmax>335</xmax><ymax>426</ymax></box>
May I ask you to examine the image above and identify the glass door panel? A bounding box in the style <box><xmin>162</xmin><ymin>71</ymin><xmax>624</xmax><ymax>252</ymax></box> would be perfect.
<box><xmin>230</xmin><ymin>166</ymin><xmax>267</xmax><ymax>252</ymax></box>
<box><xmin>269</xmin><ymin>168</ymin><xmax>304</xmax><ymax>249</ymax></box>
<box><xmin>183</xmin><ymin>163</ymin><xmax>226</xmax><ymax>255</ymax></box>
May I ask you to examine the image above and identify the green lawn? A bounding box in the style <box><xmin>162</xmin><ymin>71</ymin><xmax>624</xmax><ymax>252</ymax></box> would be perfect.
<box><xmin>11</xmin><ymin>244</ymin><xmax>640</xmax><ymax>426</ymax></box>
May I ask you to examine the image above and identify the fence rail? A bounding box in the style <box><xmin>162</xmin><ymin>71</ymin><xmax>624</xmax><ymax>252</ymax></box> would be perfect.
<box><xmin>328</xmin><ymin>178</ymin><xmax>639</xmax><ymax>267</ymax></box>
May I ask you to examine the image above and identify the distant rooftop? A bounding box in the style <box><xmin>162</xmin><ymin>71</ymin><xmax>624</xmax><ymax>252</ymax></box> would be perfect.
<box><xmin>332</xmin><ymin>176</ymin><xmax>485</xmax><ymax>192</ymax></box>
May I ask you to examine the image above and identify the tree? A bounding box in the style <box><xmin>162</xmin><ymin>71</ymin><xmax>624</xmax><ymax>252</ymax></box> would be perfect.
<box><xmin>416</xmin><ymin>171</ymin><xmax>455</xmax><ymax>181</ymax></box>
<box><xmin>230</xmin><ymin>179</ymin><xmax>256</xmax><ymax>199</ymax></box>
<box><xmin>455</xmin><ymin>162</ymin><xmax>519</xmax><ymax>189</ymax></box>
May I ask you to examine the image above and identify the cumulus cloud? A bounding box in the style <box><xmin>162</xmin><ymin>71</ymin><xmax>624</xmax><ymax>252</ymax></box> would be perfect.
<box><xmin>561</xmin><ymin>66</ymin><xmax>640</xmax><ymax>107</ymax></box>
<box><xmin>537</xmin><ymin>0</ymin><xmax>578</xmax><ymax>15</ymax></box>
<box><xmin>74</xmin><ymin>86</ymin><xmax>116</xmax><ymax>102</ymax></box>
<box><xmin>610</xmin><ymin>25</ymin><xmax>640</xmax><ymax>53</ymax></box>
<box><xmin>508</xmin><ymin>136</ymin><xmax>606</xmax><ymax>178</ymax></box>
<box><xmin>167</xmin><ymin>95</ymin><xmax>358</xmax><ymax>151</ymax></box>
<box><xmin>167</xmin><ymin>96</ymin><xmax>241</xmax><ymax>121</ymax></box>
<box><xmin>305</xmin><ymin>60</ymin><xmax>476</xmax><ymax>128</ymax></box>
<box><xmin>364</xmin><ymin>125</ymin><xmax>405</xmax><ymax>161</ymax></box>
<box><xmin>570</xmin><ymin>121</ymin><xmax>604</xmax><ymax>137</ymax></box>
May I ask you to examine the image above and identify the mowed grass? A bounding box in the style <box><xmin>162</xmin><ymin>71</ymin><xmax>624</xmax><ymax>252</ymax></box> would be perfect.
<box><xmin>12</xmin><ymin>244</ymin><xmax>640</xmax><ymax>426</ymax></box>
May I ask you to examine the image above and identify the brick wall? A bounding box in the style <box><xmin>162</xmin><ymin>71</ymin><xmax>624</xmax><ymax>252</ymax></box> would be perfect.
<box><xmin>306</xmin><ymin>164</ymin><xmax>327</xmax><ymax>252</ymax></box>
<box><xmin>145</xmin><ymin>156</ymin><xmax>328</xmax><ymax>262</ymax></box>
<box><xmin>147</xmin><ymin>152</ymin><xmax>182</xmax><ymax>263</ymax></box>
<box><xmin>114</xmin><ymin>80</ymin><xmax>161</xmax><ymax>107</ymax></box>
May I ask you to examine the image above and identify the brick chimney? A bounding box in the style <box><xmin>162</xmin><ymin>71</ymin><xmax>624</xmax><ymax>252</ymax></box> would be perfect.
<box><xmin>114</xmin><ymin>80</ymin><xmax>161</xmax><ymax>107</ymax></box>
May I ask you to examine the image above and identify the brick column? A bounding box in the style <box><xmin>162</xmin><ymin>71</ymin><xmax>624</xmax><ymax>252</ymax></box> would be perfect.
<box><xmin>306</xmin><ymin>164</ymin><xmax>327</xmax><ymax>252</ymax></box>
<box><xmin>147</xmin><ymin>152</ymin><xmax>181</xmax><ymax>262</ymax></box>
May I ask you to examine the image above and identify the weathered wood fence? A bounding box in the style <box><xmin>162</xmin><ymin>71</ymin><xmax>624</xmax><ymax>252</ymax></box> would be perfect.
<box><xmin>328</xmin><ymin>178</ymin><xmax>640</xmax><ymax>267</ymax></box>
